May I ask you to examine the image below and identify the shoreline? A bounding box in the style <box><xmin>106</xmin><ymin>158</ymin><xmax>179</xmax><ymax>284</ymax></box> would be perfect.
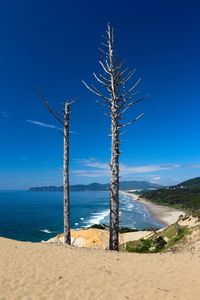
<box><xmin>120</xmin><ymin>190</ymin><xmax>185</xmax><ymax>226</ymax></box>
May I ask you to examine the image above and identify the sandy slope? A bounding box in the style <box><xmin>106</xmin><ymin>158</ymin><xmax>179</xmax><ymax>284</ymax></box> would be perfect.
<box><xmin>1</xmin><ymin>237</ymin><xmax>200</xmax><ymax>300</ymax></box>
<box><xmin>47</xmin><ymin>229</ymin><xmax>152</xmax><ymax>249</ymax></box>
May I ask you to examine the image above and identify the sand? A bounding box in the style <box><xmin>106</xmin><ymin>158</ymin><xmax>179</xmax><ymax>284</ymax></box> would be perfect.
<box><xmin>47</xmin><ymin>228</ymin><xmax>152</xmax><ymax>249</ymax></box>
<box><xmin>121</xmin><ymin>191</ymin><xmax>185</xmax><ymax>225</ymax></box>
<box><xmin>1</xmin><ymin>236</ymin><xmax>200</xmax><ymax>300</ymax></box>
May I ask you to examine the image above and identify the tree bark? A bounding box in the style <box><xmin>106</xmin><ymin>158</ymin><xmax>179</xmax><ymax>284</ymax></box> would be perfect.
<box><xmin>63</xmin><ymin>102</ymin><xmax>71</xmax><ymax>245</ymax></box>
<box><xmin>109</xmin><ymin>114</ymin><xmax>120</xmax><ymax>251</ymax></box>
<box><xmin>108</xmin><ymin>25</ymin><xmax>119</xmax><ymax>251</ymax></box>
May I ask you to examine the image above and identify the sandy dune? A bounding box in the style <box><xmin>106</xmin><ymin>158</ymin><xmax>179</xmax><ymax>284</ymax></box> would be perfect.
<box><xmin>47</xmin><ymin>228</ymin><xmax>152</xmax><ymax>249</ymax></box>
<box><xmin>1</xmin><ymin>237</ymin><xmax>200</xmax><ymax>300</ymax></box>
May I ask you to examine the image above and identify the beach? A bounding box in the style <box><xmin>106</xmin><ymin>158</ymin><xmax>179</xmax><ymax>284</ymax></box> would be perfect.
<box><xmin>1</xmin><ymin>236</ymin><xmax>200</xmax><ymax>300</ymax></box>
<box><xmin>0</xmin><ymin>190</ymin><xmax>195</xmax><ymax>299</ymax></box>
<box><xmin>121</xmin><ymin>191</ymin><xmax>185</xmax><ymax>226</ymax></box>
<box><xmin>0</xmin><ymin>193</ymin><xmax>198</xmax><ymax>299</ymax></box>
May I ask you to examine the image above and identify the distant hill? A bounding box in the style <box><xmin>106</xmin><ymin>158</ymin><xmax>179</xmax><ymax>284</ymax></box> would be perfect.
<box><xmin>177</xmin><ymin>177</ymin><xmax>200</xmax><ymax>188</ymax></box>
<box><xmin>29</xmin><ymin>181</ymin><xmax>161</xmax><ymax>192</ymax></box>
<box><xmin>141</xmin><ymin>177</ymin><xmax>200</xmax><ymax>211</ymax></box>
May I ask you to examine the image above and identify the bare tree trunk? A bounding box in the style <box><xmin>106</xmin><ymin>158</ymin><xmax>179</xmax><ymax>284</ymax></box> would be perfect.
<box><xmin>109</xmin><ymin>115</ymin><xmax>120</xmax><ymax>250</ymax></box>
<box><xmin>109</xmin><ymin>29</ymin><xmax>119</xmax><ymax>250</ymax></box>
<box><xmin>63</xmin><ymin>102</ymin><xmax>71</xmax><ymax>245</ymax></box>
<box><xmin>36</xmin><ymin>87</ymin><xmax>74</xmax><ymax>246</ymax></box>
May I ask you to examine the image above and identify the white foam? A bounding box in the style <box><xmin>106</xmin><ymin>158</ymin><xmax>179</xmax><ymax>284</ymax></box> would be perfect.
<box><xmin>75</xmin><ymin>222</ymin><xmax>79</xmax><ymax>226</ymax></box>
<box><xmin>40</xmin><ymin>229</ymin><xmax>52</xmax><ymax>234</ymax></box>
<box><xmin>80</xmin><ymin>217</ymin><xmax>84</xmax><ymax>221</ymax></box>
<box><xmin>86</xmin><ymin>209</ymin><xmax>110</xmax><ymax>226</ymax></box>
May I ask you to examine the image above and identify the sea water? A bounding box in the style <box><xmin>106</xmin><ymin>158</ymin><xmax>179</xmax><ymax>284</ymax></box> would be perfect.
<box><xmin>0</xmin><ymin>190</ymin><xmax>164</xmax><ymax>242</ymax></box>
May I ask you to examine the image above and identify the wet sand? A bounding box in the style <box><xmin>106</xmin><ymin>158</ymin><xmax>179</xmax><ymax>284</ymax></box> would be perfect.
<box><xmin>121</xmin><ymin>191</ymin><xmax>185</xmax><ymax>226</ymax></box>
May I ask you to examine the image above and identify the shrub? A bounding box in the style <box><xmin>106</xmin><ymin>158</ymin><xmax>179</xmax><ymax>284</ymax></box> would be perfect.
<box><xmin>88</xmin><ymin>224</ymin><xmax>108</xmax><ymax>230</ymax></box>
<box><xmin>153</xmin><ymin>236</ymin><xmax>166</xmax><ymax>250</ymax></box>
<box><xmin>119</xmin><ymin>227</ymin><xmax>138</xmax><ymax>233</ymax></box>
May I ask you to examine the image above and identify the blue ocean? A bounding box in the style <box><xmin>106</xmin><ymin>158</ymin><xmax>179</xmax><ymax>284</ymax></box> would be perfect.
<box><xmin>0</xmin><ymin>190</ymin><xmax>164</xmax><ymax>242</ymax></box>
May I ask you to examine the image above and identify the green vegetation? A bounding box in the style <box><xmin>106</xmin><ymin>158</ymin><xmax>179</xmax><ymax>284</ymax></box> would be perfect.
<box><xmin>88</xmin><ymin>224</ymin><xmax>139</xmax><ymax>233</ymax></box>
<box><xmin>177</xmin><ymin>177</ymin><xmax>200</xmax><ymax>187</ymax></box>
<box><xmin>87</xmin><ymin>224</ymin><xmax>159</xmax><ymax>233</ymax></box>
<box><xmin>120</xmin><ymin>224</ymin><xmax>189</xmax><ymax>253</ymax></box>
<box><xmin>88</xmin><ymin>224</ymin><xmax>108</xmax><ymax>230</ymax></box>
<box><xmin>118</xmin><ymin>227</ymin><xmax>138</xmax><ymax>233</ymax></box>
<box><xmin>141</xmin><ymin>177</ymin><xmax>200</xmax><ymax>211</ymax></box>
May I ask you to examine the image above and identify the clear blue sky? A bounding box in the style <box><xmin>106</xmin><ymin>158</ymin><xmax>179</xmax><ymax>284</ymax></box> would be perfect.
<box><xmin>0</xmin><ymin>0</ymin><xmax>200</xmax><ymax>189</ymax></box>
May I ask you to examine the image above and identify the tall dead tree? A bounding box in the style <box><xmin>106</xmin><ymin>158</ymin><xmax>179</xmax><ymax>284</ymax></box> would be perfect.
<box><xmin>36</xmin><ymin>87</ymin><xmax>75</xmax><ymax>245</ymax></box>
<box><xmin>63</xmin><ymin>101</ymin><xmax>71</xmax><ymax>244</ymax></box>
<box><xmin>83</xmin><ymin>24</ymin><xmax>144</xmax><ymax>251</ymax></box>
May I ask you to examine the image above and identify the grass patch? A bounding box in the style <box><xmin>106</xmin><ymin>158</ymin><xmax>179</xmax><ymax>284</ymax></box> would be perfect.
<box><xmin>87</xmin><ymin>225</ymin><xmax>158</xmax><ymax>233</ymax></box>
<box><xmin>121</xmin><ymin>224</ymin><xmax>189</xmax><ymax>253</ymax></box>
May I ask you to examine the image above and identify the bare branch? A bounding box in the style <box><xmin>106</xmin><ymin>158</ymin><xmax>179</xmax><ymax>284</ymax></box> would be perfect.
<box><xmin>68</xmin><ymin>98</ymin><xmax>77</xmax><ymax>106</ymax></box>
<box><xmin>105</xmin><ymin>59</ymin><xmax>110</xmax><ymax>70</ymax></box>
<box><xmin>101</xmin><ymin>34</ymin><xmax>108</xmax><ymax>40</ymax></box>
<box><xmin>118</xmin><ymin>78</ymin><xmax>141</xmax><ymax>100</ymax></box>
<box><xmin>119</xmin><ymin>113</ymin><xmax>144</xmax><ymax>129</ymax></box>
<box><xmin>82</xmin><ymin>80</ymin><xmax>102</xmax><ymax>97</ymax></box>
<box><xmin>35</xmin><ymin>86</ymin><xmax>64</xmax><ymax>126</ymax></box>
<box><xmin>119</xmin><ymin>129</ymin><xmax>128</xmax><ymax>136</ymax></box>
<box><xmin>121</xmin><ymin>69</ymin><xmax>136</xmax><ymax>83</ymax></box>
<box><xmin>127</xmin><ymin>78</ymin><xmax>141</xmax><ymax>93</ymax></box>
<box><xmin>99</xmin><ymin>73</ymin><xmax>111</xmax><ymax>83</ymax></box>
<box><xmin>121</xmin><ymin>97</ymin><xmax>145</xmax><ymax>114</ymax></box>
<box><xmin>93</xmin><ymin>72</ymin><xmax>108</xmax><ymax>87</ymax></box>
<box><xmin>82</xmin><ymin>80</ymin><xmax>111</xmax><ymax>102</ymax></box>
<box><xmin>127</xmin><ymin>89</ymin><xmax>141</xmax><ymax>99</ymax></box>
<box><xmin>91</xmin><ymin>84</ymin><xmax>111</xmax><ymax>102</ymax></box>
<box><xmin>99</xmin><ymin>60</ymin><xmax>111</xmax><ymax>74</ymax></box>
<box><xmin>118</xmin><ymin>67</ymin><xmax>129</xmax><ymax>77</ymax></box>
<box><xmin>101</xmin><ymin>42</ymin><xmax>109</xmax><ymax>48</ymax></box>
<box><xmin>96</xmin><ymin>100</ymin><xmax>110</xmax><ymax>109</ymax></box>
<box><xmin>98</xmin><ymin>47</ymin><xmax>108</xmax><ymax>56</ymax></box>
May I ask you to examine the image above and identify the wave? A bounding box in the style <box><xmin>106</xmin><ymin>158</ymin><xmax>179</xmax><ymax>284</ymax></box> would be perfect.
<box><xmin>40</xmin><ymin>229</ymin><xmax>52</xmax><ymax>234</ymax></box>
<box><xmin>84</xmin><ymin>209</ymin><xmax>110</xmax><ymax>227</ymax></box>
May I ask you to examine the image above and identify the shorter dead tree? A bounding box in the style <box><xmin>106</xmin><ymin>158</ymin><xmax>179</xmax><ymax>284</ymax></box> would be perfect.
<box><xmin>36</xmin><ymin>87</ymin><xmax>75</xmax><ymax>245</ymax></box>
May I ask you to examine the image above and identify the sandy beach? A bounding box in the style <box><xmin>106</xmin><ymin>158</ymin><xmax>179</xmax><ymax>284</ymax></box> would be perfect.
<box><xmin>121</xmin><ymin>191</ymin><xmax>185</xmax><ymax>226</ymax></box>
<box><xmin>0</xmin><ymin>236</ymin><xmax>200</xmax><ymax>300</ymax></box>
<box><xmin>45</xmin><ymin>191</ymin><xmax>185</xmax><ymax>250</ymax></box>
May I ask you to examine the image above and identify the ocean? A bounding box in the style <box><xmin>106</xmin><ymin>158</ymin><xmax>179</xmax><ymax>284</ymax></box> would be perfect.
<box><xmin>0</xmin><ymin>190</ymin><xmax>164</xmax><ymax>242</ymax></box>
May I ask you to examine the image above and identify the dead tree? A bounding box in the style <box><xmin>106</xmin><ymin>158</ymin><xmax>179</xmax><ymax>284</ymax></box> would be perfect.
<box><xmin>36</xmin><ymin>87</ymin><xmax>75</xmax><ymax>245</ymax></box>
<box><xmin>83</xmin><ymin>24</ymin><xmax>144</xmax><ymax>251</ymax></box>
<box><xmin>63</xmin><ymin>101</ymin><xmax>71</xmax><ymax>244</ymax></box>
